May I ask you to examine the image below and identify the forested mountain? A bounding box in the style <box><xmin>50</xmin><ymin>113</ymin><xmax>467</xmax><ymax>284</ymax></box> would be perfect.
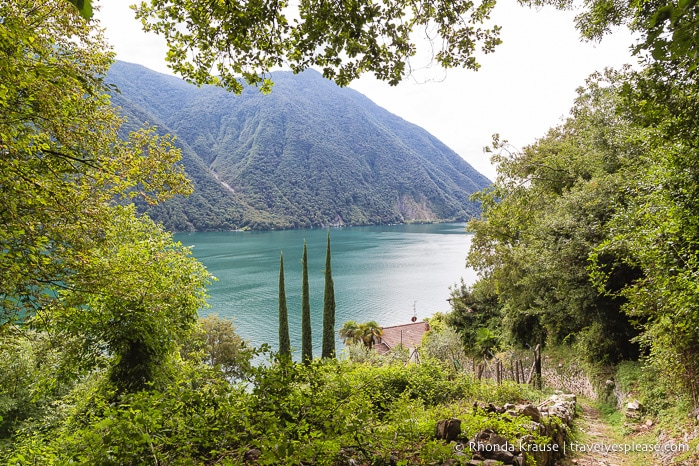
<box><xmin>107</xmin><ymin>61</ymin><xmax>491</xmax><ymax>231</ymax></box>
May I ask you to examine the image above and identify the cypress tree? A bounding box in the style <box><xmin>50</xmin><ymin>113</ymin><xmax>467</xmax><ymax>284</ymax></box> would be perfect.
<box><xmin>278</xmin><ymin>252</ymin><xmax>291</xmax><ymax>359</ymax></box>
<box><xmin>321</xmin><ymin>231</ymin><xmax>336</xmax><ymax>359</ymax></box>
<box><xmin>301</xmin><ymin>240</ymin><xmax>313</xmax><ymax>364</ymax></box>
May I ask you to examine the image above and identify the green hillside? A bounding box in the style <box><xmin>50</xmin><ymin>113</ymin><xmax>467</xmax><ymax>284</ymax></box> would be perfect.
<box><xmin>107</xmin><ymin>62</ymin><xmax>491</xmax><ymax>231</ymax></box>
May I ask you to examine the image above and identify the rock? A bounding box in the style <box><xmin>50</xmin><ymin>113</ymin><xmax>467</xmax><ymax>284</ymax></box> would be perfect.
<box><xmin>557</xmin><ymin>393</ymin><xmax>577</xmax><ymax>403</ymax></box>
<box><xmin>436</xmin><ymin>418</ymin><xmax>461</xmax><ymax>441</ymax></box>
<box><xmin>244</xmin><ymin>448</ymin><xmax>261</xmax><ymax>462</ymax></box>
<box><xmin>626</xmin><ymin>400</ymin><xmax>642</xmax><ymax>419</ymax></box>
<box><xmin>549</xmin><ymin>403</ymin><xmax>573</xmax><ymax>424</ymax></box>
<box><xmin>517</xmin><ymin>404</ymin><xmax>542</xmax><ymax>423</ymax></box>
<box><xmin>491</xmin><ymin>450</ymin><xmax>515</xmax><ymax>463</ymax></box>
<box><xmin>486</xmin><ymin>403</ymin><xmax>502</xmax><ymax>414</ymax></box>
<box><xmin>468</xmin><ymin>393</ymin><xmax>576</xmax><ymax>466</ymax></box>
<box><xmin>470</xmin><ymin>429</ymin><xmax>520</xmax><ymax>464</ymax></box>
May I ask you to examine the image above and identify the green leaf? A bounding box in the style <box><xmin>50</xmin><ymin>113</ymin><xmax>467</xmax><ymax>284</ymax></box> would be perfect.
<box><xmin>68</xmin><ymin>0</ymin><xmax>93</xmax><ymax>20</ymax></box>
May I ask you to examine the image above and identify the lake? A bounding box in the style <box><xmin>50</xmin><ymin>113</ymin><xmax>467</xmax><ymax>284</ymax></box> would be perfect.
<box><xmin>175</xmin><ymin>223</ymin><xmax>476</xmax><ymax>358</ymax></box>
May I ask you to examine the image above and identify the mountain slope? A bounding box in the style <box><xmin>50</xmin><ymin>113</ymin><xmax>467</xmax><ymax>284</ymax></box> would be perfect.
<box><xmin>107</xmin><ymin>61</ymin><xmax>491</xmax><ymax>230</ymax></box>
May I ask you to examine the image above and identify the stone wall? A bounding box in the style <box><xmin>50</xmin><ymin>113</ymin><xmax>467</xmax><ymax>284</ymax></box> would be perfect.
<box><xmin>435</xmin><ymin>392</ymin><xmax>577</xmax><ymax>466</ymax></box>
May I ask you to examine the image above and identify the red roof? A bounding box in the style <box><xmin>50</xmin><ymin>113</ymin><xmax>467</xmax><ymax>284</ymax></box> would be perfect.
<box><xmin>375</xmin><ymin>321</ymin><xmax>430</xmax><ymax>355</ymax></box>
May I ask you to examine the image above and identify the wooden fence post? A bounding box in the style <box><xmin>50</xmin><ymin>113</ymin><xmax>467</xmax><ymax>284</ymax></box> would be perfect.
<box><xmin>533</xmin><ymin>344</ymin><xmax>542</xmax><ymax>390</ymax></box>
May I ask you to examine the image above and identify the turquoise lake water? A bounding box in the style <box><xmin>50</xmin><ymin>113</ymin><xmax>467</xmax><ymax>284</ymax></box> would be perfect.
<box><xmin>175</xmin><ymin>223</ymin><xmax>476</xmax><ymax>357</ymax></box>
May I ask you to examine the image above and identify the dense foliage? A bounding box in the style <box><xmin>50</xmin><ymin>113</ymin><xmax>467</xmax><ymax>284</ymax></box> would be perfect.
<box><xmin>0</xmin><ymin>0</ymin><xmax>213</xmax><ymax>446</ymax></box>
<box><xmin>0</xmin><ymin>2</ymin><xmax>191</xmax><ymax>325</ymax></box>
<box><xmin>5</xmin><ymin>352</ymin><xmax>549</xmax><ymax>465</ymax></box>
<box><xmin>7</xmin><ymin>0</ymin><xmax>699</xmax><ymax>461</ymax></box>
<box><xmin>107</xmin><ymin>62</ymin><xmax>490</xmax><ymax>231</ymax></box>
<box><xmin>463</xmin><ymin>73</ymin><xmax>642</xmax><ymax>363</ymax></box>
<box><xmin>463</xmin><ymin>50</ymin><xmax>699</xmax><ymax>403</ymax></box>
<box><xmin>0</xmin><ymin>0</ymin><xmax>211</xmax><ymax>391</ymax></box>
<box><xmin>134</xmin><ymin>0</ymin><xmax>502</xmax><ymax>91</ymax></box>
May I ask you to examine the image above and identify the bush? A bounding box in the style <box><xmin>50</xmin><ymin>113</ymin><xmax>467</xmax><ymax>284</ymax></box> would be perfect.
<box><xmin>5</xmin><ymin>353</ymin><xmax>548</xmax><ymax>465</ymax></box>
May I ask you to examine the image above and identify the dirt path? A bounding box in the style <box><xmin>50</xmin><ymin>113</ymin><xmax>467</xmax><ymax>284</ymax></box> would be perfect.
<box><xmin>558</xmin><ymin>402</ymin><xmax>656</xmax><ymax>466</ymax></box>
<box><xmin>559</xmin><ymin>404</ymin><xmax>625</xmax><ymax>466</ymax></box>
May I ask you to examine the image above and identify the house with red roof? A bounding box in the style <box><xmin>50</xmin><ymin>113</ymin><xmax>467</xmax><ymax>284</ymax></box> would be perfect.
<box><xmin>374</xmin><ymin>321</ymin><xmax>430</xmax><ymax>356</ymax></box>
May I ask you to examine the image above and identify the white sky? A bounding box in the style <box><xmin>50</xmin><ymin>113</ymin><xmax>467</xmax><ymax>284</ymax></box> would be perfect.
<box><xmin>95</xmin><ymin>1</ymin><xmax>637</xmax><ymax>181</ymax></box>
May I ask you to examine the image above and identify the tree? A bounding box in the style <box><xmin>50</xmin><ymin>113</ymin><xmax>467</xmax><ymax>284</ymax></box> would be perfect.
<box><xmin>322</xmin><ymin>231</ymin><xmax>336</xmax><ymax>358</ymax></box>
<box><xmin>466</xmin><ymin>54</ymin><xmax>699</xmax><ymax>401</ymax></box>
<box><xmin>521</xmin><ymin>0</ymin><xmax>699</xmax><ymax>76</ymax></box>
<box><xmin>446</xmin><ymin>279</ymin><xmax>506</xmax><ymax>356</ymax></box>
<box><xmin>339</xmin><ymin>320</ymin><xmax>361</xmax><ymax>346</ymax></box>
<box><xmin>339</xmin><ymin>320</ymin><xmax>382</xmax><ymax>348</ymax></box>
<box><xmin>301</xmin><ymin>241</ymin><xmax>313</xmax><ymax>364</ymax></box>
<box><xmin>1</xmin><ymin>0</ymin><xmax>191</xmax><ymax>327</ymax></box>
<box><xmin>357</xmin><ymin>321</ymin><xmax>383</xmax><ymax>349</ymax></box>
<box><xmin>466</xmin><ymin>71</ymin><xmax>642</xmax><ymax>363</ymax></box>
<box><xmin>51</xmin><ymin>206</ymin><xmax>210</xmax><ymax>392</ymax></box>
<box><xmin>190</xmin><ymin>314</ymin><xmax>255</xmax><ymax>380</ymax></box>
<box><xmin>133</xmin><ymin>0</ymin><xmax>502</xmax><ymax>92</ymax></box>
<box><xmin>278</xmin><ymin>252</ymin><xmax>291</xmax><ymax>359</ymax></box>
<box><xmin>586</xmin><ymin>68</ymin><xmax>699</xmax><ymax>402</ymax></box>
<box><xmin>1</xmin><ymin>0</ymin><xmax>207</xmax><ymax>392</ymax></box>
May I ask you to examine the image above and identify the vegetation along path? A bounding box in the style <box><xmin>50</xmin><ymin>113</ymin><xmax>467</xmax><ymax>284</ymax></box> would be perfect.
<box><xmin>561</xmin><ymin>400</ymin><xmax>654</xmax><ymax>466</ymax></box>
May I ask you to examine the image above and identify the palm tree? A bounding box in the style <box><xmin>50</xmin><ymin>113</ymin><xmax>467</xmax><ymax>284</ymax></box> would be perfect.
<box><xmin>474</xmin><ymin>327</ymin><xmax>499</xmax><ymax>359</ymax></box>
<box><xmin>339</xmin><ymin>320</ymin><xmax>360</xmax><ymax>346</ymax></box>
<box><xmin>358</xmin><ymin>321</ymin><xmax>383</xmax><ymax>349</ymax></box>
<box><xmin>339</xmin><ymin>320</ymin><xmax>383</xmax><ymax>348</ymax></box>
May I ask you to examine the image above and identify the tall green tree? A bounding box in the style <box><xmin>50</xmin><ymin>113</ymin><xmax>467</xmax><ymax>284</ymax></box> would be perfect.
<box><xmin>322</xmin><ymin>231</ymin><xmax>336</xmax><ymax>359</ymax></box>
<box><xmin>278</xmin><ymin>252</ymin><xmax>291</xmax><ymax>359</ymax></box>
<box><xmin>1</xmin><ymin>0</ymin><xmax>191</xmax><ymax>327</ymax></box>
<box><xmin>467</xmin><ymin>71</ymin><xmax>642</xmax><ymax>363</ymax></box>
<box><xmin>53</xmin><ymin>206</ymin><xmax>210</xmax><ymax>392</ymax></box>
<box><xmin>0</xmin><ymin>0</ymin><xmax>208</xmax><ymax>393</ymax></box>
<box><xmin>587</xmin><ymin>67</ymin><xmax>699</xmax><ymax>402</ymax></box>
<box><xmin>301</xmin><ymin>241</ymin><xmax>313</xmax><ymax>364</ymax></box>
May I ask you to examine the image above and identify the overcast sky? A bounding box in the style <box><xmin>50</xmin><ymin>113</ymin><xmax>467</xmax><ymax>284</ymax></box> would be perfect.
<box><xmin>95</xmin><ymin>1</ymin><xmax>637</xmax><ymax>180</ymax></box>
